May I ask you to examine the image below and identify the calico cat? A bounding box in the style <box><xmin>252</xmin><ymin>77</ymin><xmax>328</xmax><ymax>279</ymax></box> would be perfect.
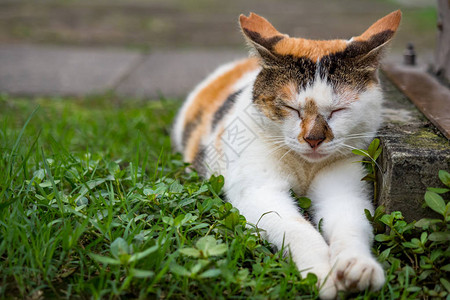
<box><xmin>172</xmin><ymin>11</ymin><xmax>401</xmax><ymax>299</ymax></box>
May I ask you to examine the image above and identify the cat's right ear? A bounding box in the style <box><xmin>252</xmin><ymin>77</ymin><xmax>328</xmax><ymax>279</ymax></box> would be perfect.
<box><xmin>239</xmin><ymin>13</ymin><xmax>287</xmax><ymax>64</ymax></box>
<box><xmin>348</xmin><ymin>10</ymin><xmax>402</xmax><ymax>59</ymax></box>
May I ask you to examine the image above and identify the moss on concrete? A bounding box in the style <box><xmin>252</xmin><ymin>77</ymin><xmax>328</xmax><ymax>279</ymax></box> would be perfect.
<box><xmin>403</xmin><ymin>127</ymin><xmax>449</xmax><ymax>150</ymax></box>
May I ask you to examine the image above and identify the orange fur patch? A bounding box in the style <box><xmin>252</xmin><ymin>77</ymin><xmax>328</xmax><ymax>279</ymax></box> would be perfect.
<box><xmin>239</xmin><ymin>13</ymin><xmax>285</xmax><ymax>40</ymax></box>
<box><xmin>280</xmin><ymin>81</ymin><xmax>298</xmax><ymax>102</ymax></box>
<box><xmin>183</xmin><ymin>58</ymin><xmax>259</xmax><ymax>162</ymax></box>
<box><xmin>353</xmin><ymin>10</ymin><xmax>402</xmax><ymax>42</ymax></box>
<box><xmin>274</xmin><ymin>38</ymin><xmax>347</xmax><ymax>62</ymax></box>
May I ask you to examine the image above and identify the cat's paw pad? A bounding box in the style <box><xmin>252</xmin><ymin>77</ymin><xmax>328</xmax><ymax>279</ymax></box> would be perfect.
<box><xmin>332</xmin><ymin>253</ymin><xmax>385</xmax><ymax>292</ymax></box>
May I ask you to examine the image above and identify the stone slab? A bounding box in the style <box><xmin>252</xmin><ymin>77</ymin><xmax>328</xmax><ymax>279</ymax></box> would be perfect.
<box><xmin>377</xmin><ymin>73</ymin><xmax>450</xmax><ymax>222</ymax></box>
<box><xmin>0</xmin><ymin>44</ymin><xmax>142</xmax><ymax>96</ymax></box>
<box><xmin>116</xmin><ymin>50</ymin><xmax>247</xmax><ymax>99</ymax></box>
<box><xmin>383</xmin><ymin>62</ymin><xmax>450</xmax><ymax>139</ymax></box>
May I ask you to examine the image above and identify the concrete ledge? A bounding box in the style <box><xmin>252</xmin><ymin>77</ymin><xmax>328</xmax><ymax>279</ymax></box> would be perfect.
<box><xmin>377</xmin><ymin>72</ymin><xmax>450</xmax><ymax>222</ymax></box>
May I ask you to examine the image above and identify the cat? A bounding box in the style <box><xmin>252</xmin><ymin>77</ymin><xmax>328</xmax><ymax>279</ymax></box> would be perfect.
<box><xmin>172</xmin><ymin>10</ymin><xmax>401</xmax><ymax>299</ymax></box>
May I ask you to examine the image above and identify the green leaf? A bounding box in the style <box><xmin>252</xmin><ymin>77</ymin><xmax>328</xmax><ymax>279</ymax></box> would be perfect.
<box><xmin>380</xmin><ymin>214</ymin><xmax>394</xmax><ymax>226</ymax></box>
<box><xmin>364</xmin><ymin>209</ymin><xmax>373</xmax><ymax>221</ymax></box>
<box><xmin>428</xmin><ymin>231</ymin><xmax>450</xmax><ymax>242</ymax></box>
<box><xmin>303</xmin><ymin>272</ymin><xmax>318</xmax><ymax>285</ymax></box>
<box><xmin>373</xmin><ymin>147</ymin><xmax>382</xmax><ymax>161</ymax></box>
<box><xmin>90</xmin><ymin>253</ymin><xmax>121</xmax><ymax>265</ymax></box>
<box><xmin>199</xmin><ymin>269</ymin><xmax>222</xmax><ymax>278</ymax></box>
<box><xmin>361</xmin><ymin>174</ymin><xmax>376</xmax><ymax>182</ymax></box>
<box><xmin>440</xmin><ymin>278</ymin><xmax>450</xmax><ymax>293</ymax></box>
<box><xmin>107</xmin><ymin>161</ymin><xmax>120</xmax><ymax>176</ymax></box>
<box><xmin>424</xmin><ymin>191</ymin><xmax>446</xmax><ymax>215</ymax></box>
<box><xmin>207</xmin><ymin>243</ymin><xmax>228</xmax><ymax>257</ymax></box>
<box><xmin>162</xmin><ymin>216</ymin><xmax>174</xmax><ymax>226</ymax></box>
<box><xmin>170</xmin><ymin>263</ymin><xmax>190</xmax><ymax>277</ymax></box>
<box><xmin>415</xmin><ymin>218</ymin><xmax>442</xmax><ymax>229</ymax></box>
<box><xmin>374</xmin><ymin>205</ymin><xmax>386</xmax><ymax>219</ymax></box>
<box><xmin>187</xmin><ymin>223</ymin><xmax>209</xmax><ymax>232</ymax></box>
<box><xmin>441</xmin><ymin>264</ymin><xmax>450</xmax><ymax>272</ymax></box>
<box><xmin>173</xmin><ymin>214</ymin><xmax>185</xmax><ymax>227</ymax></box>
<box><xmin>169</xmin><ymin>180</ymin><xmax>184</xmax><ymax>194</ymax></box>
<box><xmin>438</xmin><ymin>170</ymin><xmax>450</xmax><ymax>187</ymax></box>
<box><xmin>430</xmin><ymin>249</ymin><xmax>443</xmax><ymax>262</ymax></box>
<box><xmin>391</xmin><ymin>211</ymin><xmax>403</xmax><ymax>220</ymax></box>
<box><xmin>39</xmin><ymin>180</ymin><xmax>61</xmax><ymax>188</ymax></box>
<box><xmin>179</xmin><ymin>248</ymin><xmax>201</xmax><ymax>258</ymax></box>
<box><xmin>368</xmin><ymin>138</ymin><xmax>380</xmax><ymax>157</ymax></box>
<box><xmin>378</xmin><ymin>248</ymin><xmax>391</xmax><ymax>262</ymax></box>
<box><xmin>418</xmin><ymin>269</ymin><xmax>433</xmax><ymax>281</ymax></box>
<box><xmin>352</xmin><ymin>149</ymin><xmax>370</xmax><ymax>158</ymax></box>
<box><xmin>406</xmin><ymin>286</ymin><xmax>421</xmax><ymax>293</ymax></box>
<box><xmin>298</xmin><ymin>197</ymin><xmax>311</xmax><ymax>210</ymax></box>
<box><xmin>131</xmin><ymin>268</ymin><xmax>155</xmax><ymax>278</ymax></box>
<box><xmin>196</xmin><ymin>236</ymin><xmax>216</xmax><ymax>253</ymax></box>
<box><xmin>224</xmin><ymin>211</ymin><xmax>240</xmax><ymax>229</ymax></box>
<box><xmin>209</xmin><ymin>175</ymin><xmax>224</xmax><ymax>195</ymax></box>
<box><xmin>375</xmin><ymin>234</ymin><xmax>392</xmax><ymax>242</ymax></box>
<box><xmin>427</xmin><ymin>187</ymin><xmax>450</xmax><ymax>194</ymax></box>
<box><xmin>420</xmin><ymin>232</ymin><xmax>428</xmax><ymax>244</ymax></box>
<box><xmin>129</xmin><ymin>245</ymin><xmax>158</xmax><ymax>263</ymax></box>
<box><xmin>110</xmin><ymin>237</ymin><xmax>129</xmax><ymax>258</ymax></box>
<box><xmin>194</xmin><ymin>236</ymin><xmax>228</xmax><ymax>257</ymax></box>
<box><xmin>190</xmin><ymin>262</ymin><xmax>204</xmax><ymax>275</ymax></box>
<box><xmin>402</xmin><ymin>241</ymin><xmax>420</xmax><ymax>249</ymax></box>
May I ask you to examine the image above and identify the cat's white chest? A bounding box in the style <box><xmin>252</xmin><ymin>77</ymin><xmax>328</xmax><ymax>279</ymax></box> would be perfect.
<box><xmin>278</xmin><ymin>150</ymin><xmax>342</xmax><ymax>196</ymax></box>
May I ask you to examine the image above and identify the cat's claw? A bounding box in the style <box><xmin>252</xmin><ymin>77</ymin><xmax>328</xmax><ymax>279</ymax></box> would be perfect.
<box><xmin>332</xmin><ymin>253</ymin><xmax>385</xmax><ymax>292</ymax></box>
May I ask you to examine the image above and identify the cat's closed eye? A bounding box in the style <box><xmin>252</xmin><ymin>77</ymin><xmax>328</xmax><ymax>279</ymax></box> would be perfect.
<box><xmin>282</xmin><ymin>104</ymin><xmax>301</xmax><ymax>118</ymax></box>
<box><xmin>328</xmin><ymin>108</ymin><xmax>347</xmax><ymax>119</ymax></box>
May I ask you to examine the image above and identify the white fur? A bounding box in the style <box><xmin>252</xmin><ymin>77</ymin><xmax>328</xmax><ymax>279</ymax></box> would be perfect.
<box><xmin>173</xmin><ymin>59</ymin><xmax>385</xmax><ymax>299</ymax></box>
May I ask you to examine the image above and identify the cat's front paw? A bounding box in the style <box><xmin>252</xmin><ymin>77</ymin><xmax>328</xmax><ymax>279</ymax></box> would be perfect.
<box><xmin>331</xmin><ymin>252</ymin><xmax>385</xmax><ymax>292</ymax></box>
<box><xmin>316</xmin><ymin>273</ymin><xmax>337</xmax><ymax>300</ymax></box>
<box><xmin>305</xmin><ymin>265</ymin><xmax>337</xmax><ymax>300</ymax></box>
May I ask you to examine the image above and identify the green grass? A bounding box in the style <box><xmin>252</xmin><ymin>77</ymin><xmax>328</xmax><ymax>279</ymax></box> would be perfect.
<box><xmin>0</xmin><ymin>94</ymin><xmax>448</xmax><ymax>299</ymax></box>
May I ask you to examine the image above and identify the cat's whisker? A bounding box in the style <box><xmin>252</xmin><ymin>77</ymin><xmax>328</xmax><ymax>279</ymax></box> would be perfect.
<box><xmin>341</xmin><ymin>143</ymin><xmax>386</xmax><ymax>184</ymax></box>
<box><xmin>269</xmin><ymin>146</ymin><xmax>289</xmax><ymax>156</ymax></box>
<box><xmin>268</xmin><ymin>142</ymin><xmax>289</xmax><ymax>156</ymax></box>
<box><xmin>263</xmin><ymin>137</ymin><xmax>286</xmax><ymax>142</ymax></box>
<box><xmin>279</xmin><ymin>148</ymin><xmax>293</xmax><ymax>162</ymax></box>
<box><xmin>340</xmin><ymin>136</ymin><xmax>378</xmax><ymax>141</ymax></box>
<box><xmin>344</xmin><ymin>133</ymin><xmax>383</xmax><ymax>138</ymax></box>
<box><xmin>267</xmin><ymin>141</ymin><xmax>287</xmax><ymax>148</ymax></box>
<box><xmin>346</xmin><ymin>131</ymin><xmax>379</xmax><ymax>136</ymax></box>
<box><xmin>265</xmin><ymin>138</ymin><xmax>286</xmax><ymax>143</ymax></box>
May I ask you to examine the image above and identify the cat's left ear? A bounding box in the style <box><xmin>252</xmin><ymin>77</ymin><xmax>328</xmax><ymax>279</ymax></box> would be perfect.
<box><xmin>239</xmin><ymin>13</ymin><xmax>288</xmax><ymax>63</ymax></box>
<box><xmin>349</xmin><ymin>10</ymin><xmax>402</xmax><ymax>58</ymax></box>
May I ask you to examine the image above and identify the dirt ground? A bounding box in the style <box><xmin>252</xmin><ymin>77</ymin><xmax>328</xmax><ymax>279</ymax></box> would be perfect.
<box><xmin>0</xmin><ymin>0</ymin><xmax>437</xmax><ymax>53</ymax></box>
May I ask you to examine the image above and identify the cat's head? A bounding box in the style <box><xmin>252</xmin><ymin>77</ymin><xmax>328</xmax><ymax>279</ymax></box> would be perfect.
<box><xmin>240</xmin><ymin>11</ymin><xmax>401</xmax><ymax>162</ymax></box>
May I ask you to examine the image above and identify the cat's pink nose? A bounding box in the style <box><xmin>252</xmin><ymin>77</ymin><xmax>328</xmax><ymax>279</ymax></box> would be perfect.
<box><xmin>304</xmin><ymin>136</ymin><xmax>325</xmax><ymax>149</ymax></box>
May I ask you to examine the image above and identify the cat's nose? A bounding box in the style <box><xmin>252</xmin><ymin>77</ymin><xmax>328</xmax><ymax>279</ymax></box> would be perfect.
<box><xmin>304</xmin><ymin>136</ymin><xmax>325</xmax><ymax>149</ymax></box>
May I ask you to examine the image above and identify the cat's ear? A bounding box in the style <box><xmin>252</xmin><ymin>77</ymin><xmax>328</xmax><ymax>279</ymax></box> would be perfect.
<box><xmin>348</xmin><ymin>10</ymin><xmax>402</xmax><ymax>59</ymax></box>
<box><xmin>239</xmin><ymin>13</ymin><xmax>287</xmax><ymax>64</ymax></box>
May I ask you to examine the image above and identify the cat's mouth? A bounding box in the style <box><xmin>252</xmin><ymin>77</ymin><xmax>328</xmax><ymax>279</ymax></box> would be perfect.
<box><xmin>302</xmin><ymin>151</ymin><xmax>329</xmax><ymax>161</ymax></box>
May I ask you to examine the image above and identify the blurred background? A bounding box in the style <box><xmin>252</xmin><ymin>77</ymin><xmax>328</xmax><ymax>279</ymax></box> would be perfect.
<box><xmin>0</xmin><ymin>0</ymin><xmax>439</xmax><ymax>99</ymax></box>
<box><xmin>0</xmin><ymin>0</ymin><xmax>436</xmax><ymax>51</ymax></box>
